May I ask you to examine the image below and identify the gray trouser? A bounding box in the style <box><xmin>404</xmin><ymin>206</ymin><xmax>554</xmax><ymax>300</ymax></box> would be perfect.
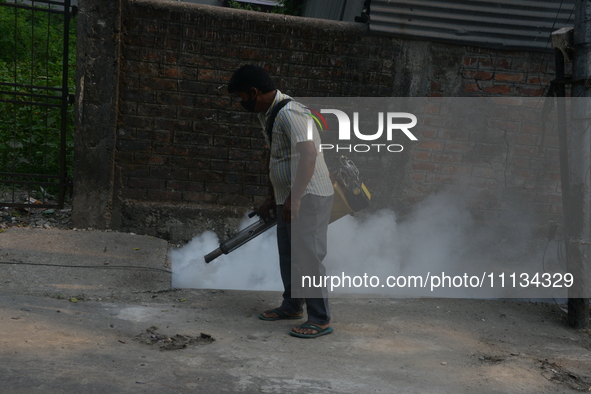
<box><xmin>277</xmin><ymin>193</ymin><xmax>333</xmax><ymax>325</ymax></box>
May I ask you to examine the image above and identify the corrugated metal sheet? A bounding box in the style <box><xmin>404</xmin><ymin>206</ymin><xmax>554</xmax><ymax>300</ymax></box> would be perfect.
<box><xmin>369</xmin><ymin>0</ymin><xmax>575</xmax><ymax>51</ymax></box>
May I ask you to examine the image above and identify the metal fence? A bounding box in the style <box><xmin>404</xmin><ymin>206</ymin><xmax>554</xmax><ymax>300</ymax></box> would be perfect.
<box><xmin>0</xmin><ymin>0</ymin><xmax>76</xmax><ymax>209</ymax></box>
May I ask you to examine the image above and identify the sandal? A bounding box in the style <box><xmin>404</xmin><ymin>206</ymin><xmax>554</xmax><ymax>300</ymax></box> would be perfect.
<box><xmin>290</xmin><ymin>322</ymin><xmax>334</xmax><ymax>338</ymax></box>
<box><xmin>258</xmin><ymin>308</ymin><xmax>303</xmax><ymax>321</ymax></box>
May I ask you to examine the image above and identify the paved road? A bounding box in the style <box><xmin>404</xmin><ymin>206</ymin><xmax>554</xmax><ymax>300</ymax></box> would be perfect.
<box><xmin>1</xmin><ymin>227</ymin><xmax>590</xmax><ymax>393</ymax></box>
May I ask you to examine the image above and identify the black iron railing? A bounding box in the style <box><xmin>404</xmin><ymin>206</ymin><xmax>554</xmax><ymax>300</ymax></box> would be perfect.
<box><xmin>0</xmin><ymin>0</ymin><xmax>75</xmax><ymax>209</ymax></box>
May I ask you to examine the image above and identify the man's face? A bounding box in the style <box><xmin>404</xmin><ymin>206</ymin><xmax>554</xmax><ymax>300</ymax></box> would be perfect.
<box><xmin>236</xmin><ymin>88</ymin><xmax>261</xmax><ymax>113</ymax></box>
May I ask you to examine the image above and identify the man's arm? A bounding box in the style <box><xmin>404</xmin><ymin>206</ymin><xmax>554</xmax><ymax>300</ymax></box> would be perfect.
<box><xmin>283</xmin><ymin>140</ymin><xmax>317</xmax><ymax>222</ymax></box>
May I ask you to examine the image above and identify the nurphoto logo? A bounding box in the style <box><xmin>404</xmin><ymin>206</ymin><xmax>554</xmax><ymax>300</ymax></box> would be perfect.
<box><xmin>306</xmin><ymin>108</ymin><xmax>418</xmax><ymax>153</ymax></box>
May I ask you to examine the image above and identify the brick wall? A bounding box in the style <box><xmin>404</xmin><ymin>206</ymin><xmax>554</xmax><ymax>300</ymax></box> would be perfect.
<box><xmin>416</xmin><ymin>45</ymin><xmax>561</xmax><ymax>230</ymax></box>
<box><xmin>458</xmin><ymin>47</ymin><xmax>552</xmax><ymax>97</ymax></box>
<box><xmin>74</xmin><ymin>0</ymin><xmax>562</xmax><ymax>242</ymax></box>
<box><xmin>407</xmin><ymin>98</ymin><xmax>561</xmax><ymax>227</ymax></box>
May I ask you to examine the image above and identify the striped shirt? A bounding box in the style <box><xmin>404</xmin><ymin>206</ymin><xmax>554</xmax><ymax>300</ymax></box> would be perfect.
<box><xmin>258</xmin><ymin>90</ymin><xmax>334</xmax><ymax>204</ymax></box>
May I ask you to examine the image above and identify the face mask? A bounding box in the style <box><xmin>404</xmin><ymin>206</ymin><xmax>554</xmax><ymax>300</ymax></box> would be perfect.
<box><xmin>240</xmin><ymin>97</ymin><xmax>257</xmax><ymax>112</ymax></box>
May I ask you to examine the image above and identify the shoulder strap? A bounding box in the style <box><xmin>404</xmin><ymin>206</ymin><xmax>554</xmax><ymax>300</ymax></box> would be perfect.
<box><xmin>265</xmin><ymin>98</ymin><xmax>292</xmax><ymax>145</ymax></box>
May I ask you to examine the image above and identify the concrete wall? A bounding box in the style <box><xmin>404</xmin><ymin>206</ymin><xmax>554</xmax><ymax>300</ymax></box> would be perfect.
<box><xmin>74</xmin><ymin>0</ymin><xmax>561</xmax><ymax>243</ymax></box>
<box><xmin>73</xmin><ymin>0</ymin><xmax>122</xmax><ymax>230</ymax></box>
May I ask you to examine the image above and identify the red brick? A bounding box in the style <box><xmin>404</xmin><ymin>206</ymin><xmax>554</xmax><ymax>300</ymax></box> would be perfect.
<box><xmin>444</xmin><ymin>141</ymin><xmax>474</xmax><ymax>153</ymax></box>
<box><xmin>167</xmin><ymin>180</ymin><xmax>203</xmax><ymax>191</ymax></box>
<box><xmin>513</xmin><ymin>146</ymin><xmax>538</xmax><ymax>157</ymax></box>
<box><xmin>417</xmin><ymin>140</ymin><xmax>444</xmax><ymax>151</ymax></box>
<box><xmin>117</xmin><ymin>140</ymin><xmax>151</xmax><ymax>153</ymax></box>
<box><xmin>462</xmin><ymin>178</ymin><xmax>491</xmax><ymax>188</ymax></box>
<box><xmin>189</xmin><ymin>171</ymin><xmax>224</xmax><ymax>182</ymax></box>
<box><xmin>463</xmin><ymin>56</ymin><xmax>479</xmax><ymax>67</ymax></box>
<box><xmin>490</xmin><ymin>120</ymin><xmax>520</xmax><ymax>133</ymax></box>
<box><xmin>182</xmin><ymin>192</ymin><xmax>217</xmax><ymax>203</ymax></box>
<box><xmin>140</xmin><ymin>77</ymin><xmax>177</xmax><ymax>91</ymax></box>
<box><xmin>464</xmin><ymin>70</ymin><xmax>493</xmax><ymax>80</ymax></box>
<box><xmin>506</xmin><ymin>179</ymin><xmax>526</xmax><ymax>188</ymax></box>
<box><xmin>527</xmin><ymin>77</ymin><xmax>549</xmax><ymax>85</ymax></box>
<box><xmin>423</xmin><ymin>104</ymin><xmax>440</xmax><ymax>114</ymax></box>
<box><xmin>149</xmin><ymin>155</ymin><xmax>166</xmax><ymax>165</ymax></box>
<box><xmin>129</xmin><ymin>178</ymin><xmax>165</xmax><ymax>189</ymax></box>
<box><xmin>206</xmin><ymin>183</ymin><xmax>241</xmax><ymax>194</ymax></box>
<box><xmin>471</xmin><ymin>167</ymin><xmax>493</xmax><ymax>178</ymax></box>
<box><xmin>511</xmin><ymin>134</ymin><xmax>538</xmax><ymax>146</ymax></box>
<box><xmin>431</xmin><ymin>174</ymin><xmax>457</xmax><ymax>184</ymax></box>
<box><xmin>517</xmin><ymin>87</ymin><xmax>545</xmax><ymax>96</ymax></box>
<box><xmin>514</xmin><ymin>169</ymin><xmax>538</xmax><ymax>179</ymax></box>
<box><xmin>147</xmin><ymin>190</ymin><xmax>182</xmax><ymax>201</ymax></box>
<box><xmin>521</xmin><ymin>123</ymin><xmax>542</xmax><ymax>134</ymax></box>
<box><xmin>242</xmin><ymin>185</ymin><xmax>266</xmax><ymax>196</ymax></box>
<box><xmin>493</xmin><ymin>58</ymin><xmax>511</xmax><ymax>69</ymax></box>
<box><xmin>161</xmin><ymin>67</ymin><xmax>180</xmax><ymax>78</ymax></box>
<box><xmin>463</xmin><ymin>83</ymin><xmax>479</xmax><ymax>93</ymax></box>
<box><xmin>509</xmin><ymin>157</ymin><xmax>530</xmax><ymax>169</ymax></box>
<box><xmin>494</xmin><ymin>73</ymin><xmax>524</xmax><ymax>82</ymax></box>
<box><xmin>479</xmin><ymin>58</ymin><xmax>493</xmax><ymax>68</ymax></box>
<box><xmin>418</xmin><ymin>129</ymin><xmax>438</xmax><ymax>139</ymax></box>
<box><xmin>411</xmin><ymin>172</ymin><xmax>426</xmax><ymax>182</ymax></box>
<box><xmin>431</xmin><ymin>153</ymin><xmax>463</xmax><ymax>163</ymax></box>
<box><xmin>410</xmin><ymin>184</ymin><xmax>436</xmax><ymax>195</ymax></box>
<box><xmin>545</xmin><ymin>149</ymin><xmax>560</xmax><ymax>159</ymax></box>
<box><xmin>198</xmin><ymin>68</ymin><xmax>221</xmax><ymax>82</ymax></box>
<box><xmin>482</xmin><ymin>85</ymin><xmax>512</xmax><ymax>94</ymax></box>
<box><xmin>543</xmin><ymin>135</ymin><xmax>559</xmax><ymax>148</ymax></box>
<box><xmin>412</xmin><ymin>162</ymin><xmax>441</xmax><ymax>172</ymax></box>
<box><xmin>412</xmin><ymin>151</ymin><xmax>431</xmax><ymax>161</ymax></box>
<box><xmin>442</xmin><ymin>165</ymin><xmax>472</xmax><ymax>175</ymax></box>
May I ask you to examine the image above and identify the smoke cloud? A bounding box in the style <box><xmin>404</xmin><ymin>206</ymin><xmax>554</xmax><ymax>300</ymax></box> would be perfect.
<box><xmin>171</xmin><ymin>191</ymin><xmax>561</xmax><ymax>298</ymax></box>
<box><xmin>170</xmin><ymin>216</ymin><xmax>282</xmax><ymax>291</ymax></box>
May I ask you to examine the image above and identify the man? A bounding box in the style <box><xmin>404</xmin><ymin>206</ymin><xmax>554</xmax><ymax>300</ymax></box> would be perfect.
<box><xmin>228</xmin><ymin>65</ymin><xmax>334</xmax><ymax>338</ymax></box>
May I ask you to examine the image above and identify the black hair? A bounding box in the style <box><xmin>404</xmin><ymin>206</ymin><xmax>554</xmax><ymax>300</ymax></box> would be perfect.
<box><xmin>228</xmin><ymin>65</ymin><xmax>276</xmax><ymax>94</ymax></box>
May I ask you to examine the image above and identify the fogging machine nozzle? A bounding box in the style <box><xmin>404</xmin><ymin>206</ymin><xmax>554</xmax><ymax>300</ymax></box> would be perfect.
<box><xmin>203</xmin><ymin>212</ymin><xmax>277</xmax><ymax>263</ymax></box>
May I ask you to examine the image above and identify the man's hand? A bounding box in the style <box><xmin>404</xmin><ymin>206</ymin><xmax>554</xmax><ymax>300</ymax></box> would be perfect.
<box><xmin>281</xmin><ymin>195</ymin><xmax>297</xmax><ymax>223</ymax></box>
<box><xmin>258</xmin><ymin>196</ymin><xmax>277</xmax><ymax>220</ymax></box>
<box><xmin>282</xmin><ymin>194</ymin><xmax>301</xmax><ymax>224</ymax></box>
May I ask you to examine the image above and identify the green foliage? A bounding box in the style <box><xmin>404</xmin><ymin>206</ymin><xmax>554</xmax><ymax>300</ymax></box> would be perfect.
<box><xmin>273</xmin><ymin>0</ymin><xmax>304</xmax><ymax>16</ymax></box>
<box><xmin>0</xmin><ymin>1</ymin><xmax>76</xmax><ymax>196</ymax></box>
<box><xmin>228</xmin><ymin>1</ymin><xmax>262</xmax><ymax>12</ymax></box>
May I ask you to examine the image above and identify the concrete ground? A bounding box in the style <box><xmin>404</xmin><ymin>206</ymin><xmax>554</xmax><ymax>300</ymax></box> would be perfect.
<box><xmin>1</xmin><ymin>227</ymin><xmax>590</xmax><ymax>394</ymax></box>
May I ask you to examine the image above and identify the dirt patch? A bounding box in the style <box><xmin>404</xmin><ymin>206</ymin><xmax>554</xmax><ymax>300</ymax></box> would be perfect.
<box><xmin>1</xmin><ymin>204</ymin><xmax>73</xmax><ymax>230</ymax></box>
<box><xmin>540</xmin><ymin>359</ymin><xmax>591</xmax><ymax>391</ymax></box>
<box><xmin>135</xmin><ymin>326</ymin><xmax>215</xmax><ymax>351</ymax></box>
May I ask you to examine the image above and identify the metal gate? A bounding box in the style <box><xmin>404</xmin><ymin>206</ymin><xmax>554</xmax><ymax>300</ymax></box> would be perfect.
<box><xmin>0</xmin><ymin>0</ymin><xmax>75</xmax><ymax>209</ymax></box>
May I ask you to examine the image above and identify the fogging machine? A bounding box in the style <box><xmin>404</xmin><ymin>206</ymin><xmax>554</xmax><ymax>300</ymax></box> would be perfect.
<box><xmin>204</xmin><ymin>156</ymin><xmax>371</xmax><ymax>263</ymax></box>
